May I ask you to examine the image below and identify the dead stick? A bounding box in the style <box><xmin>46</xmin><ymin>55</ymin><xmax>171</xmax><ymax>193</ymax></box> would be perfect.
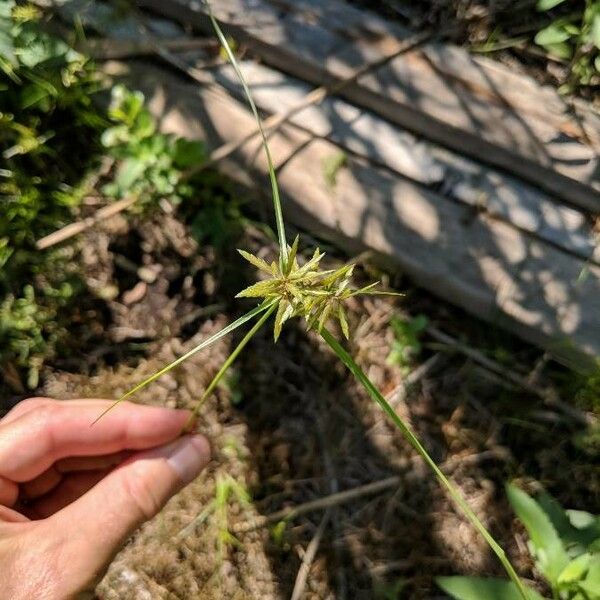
<box><xmin>82</xmin><ymin>36</ymin><xmax>215</xmax><ymax>60</ymax></box>
<box><xmin>35</xmin><ymin>195</ymin><xmax>137</xmax><ymax>250</ymax></box>
<box><xmin>231</xmin><ymin>448</ymin><xmax>508</xmax><ymax>535</ymax></box>
<box><xmin>426</xmin><ymin>325</ymin><xmax>595</xmax><ymax>426</ymax></box>
<box><xmin>290</xmin><ymin>510</ymin><xmax>331</xmax><ymax>600</ymax></box>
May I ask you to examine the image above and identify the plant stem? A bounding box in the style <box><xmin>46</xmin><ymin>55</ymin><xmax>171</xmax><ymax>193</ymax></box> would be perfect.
<box><xmin>206</xmin><ymin>4</ymin><xmax>288</xmax><ymax>270</ymax></box>
<box><xmin>320</xmin><ymin>328</ymin><xmax>530</xmax><ymax>600</ymax></box>
<box><xmin>184</xmin><ymin>302</ymin><xmax>277</xmax><ymax>431</ymax></box>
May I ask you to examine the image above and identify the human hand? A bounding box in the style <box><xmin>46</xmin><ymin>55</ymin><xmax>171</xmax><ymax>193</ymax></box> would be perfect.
<box><xmin>0</xmin><ymin>397</ymin><xmax>210</xmax><ymax>599</ymax></box>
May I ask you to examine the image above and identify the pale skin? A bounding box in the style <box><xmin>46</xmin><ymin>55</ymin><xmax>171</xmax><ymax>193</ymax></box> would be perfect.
<box><xmin>0</xmin><ymin>397</ymin><xmax>211</xmax><ymax>599</ymax></box>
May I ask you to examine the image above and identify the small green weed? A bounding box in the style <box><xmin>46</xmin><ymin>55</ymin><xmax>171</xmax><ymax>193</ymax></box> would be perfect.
<box><xmin>535</xmin><ymin>0</ymin><xmax>600</xmax><ymax>93</ymax></box>
<box><xmin>322</xmin><ymin>150</ymin><xmax>347</xmax><ymax>189</ymax></box>
<box><xmin>437</xmin><ymin>484</ymin><xmax>600</xmax><ymax>600</ymax></box>
<box><xmin>101</xmin><ymin>84</ymin><xmax>206</xmax><ymax>210</ymax></box>
<box><xmin>0</xmin><ymin>4</ymin><xmax>228</xmax><ymax>388</ymax></box>
<box><xmin>374</xmin><ymin>579</ymin><xmax>407</xmax><ymax>600</ymax></box>
<box><xmin>387</xmin><ymin>314</ymin><xmax>428</xmax><ymax>373</ymax></box>
<box><xmin>0</xmin><ymin>1</ymin><xmax>102</xmax><ymax>387</ymax></box>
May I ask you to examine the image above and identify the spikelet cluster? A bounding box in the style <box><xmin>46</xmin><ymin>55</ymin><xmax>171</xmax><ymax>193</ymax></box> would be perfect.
<box><xmin>237</xmin><ymin>236</ymin><xmax>380</xmax><ymax>340</ymax></box>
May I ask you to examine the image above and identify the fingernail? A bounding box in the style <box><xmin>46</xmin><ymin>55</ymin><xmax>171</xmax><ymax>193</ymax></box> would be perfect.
<box><xmin>166</xmin><ymin>435</ymin><xmax>210</xmax><ymax>483</ymax></box>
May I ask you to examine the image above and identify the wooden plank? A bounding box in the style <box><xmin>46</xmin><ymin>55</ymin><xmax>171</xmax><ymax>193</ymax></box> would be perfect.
<box><xmin>110</xmin><ymin>60</ymin><xmax>600</xmax><ymax>369</ymax></box>
<box><xmin>206</xmin><ymin>59</ymin><xmax>599</xmax><ymax>264</ymax></box>
<box><xmin>140</xmin><ymin>0</ymin><xmax>600</xmax><ymax>213</ymax></box>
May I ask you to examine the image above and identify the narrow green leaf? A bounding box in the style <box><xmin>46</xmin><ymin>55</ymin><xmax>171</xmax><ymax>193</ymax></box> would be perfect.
<box><xmin>321</xmin><ymin>328</ymin><xmax>529</xmax><ymax>600</ymax></box>
<box><xmin>236</xmin><ymin>280</ymin><xmax>278</xmax><ymax>298</ymax></box>
<box><xmin>338</xmin><ymin>305</ymin><xmax>349</xmax><ymax>339</ymax></box>
<box><xmin>436</xmin><ymin>577</ymin><xmax>545</xmax><ymax>600</ymax></box>
<box><xmin>207</xmin><ymin>5</ymin><xmax>288</xmax><ymax>269</ymax></box>
<box><xmin>506</xmin><ymin>484</ymin><xmax>569</xmax><ymax>586</ymax></box>
<box><xmin>237</xmin><ymin>249</ymin><xmax>274</xmax><ymax>274</ymax></box>
<box><xmin>285</xmin><ymin>235</ymin><xmax>300</xmax><ymax>275</ymax></box>
<box><xmin>273</xmin><ymin>299</ymin><xmax>289</xmax><ymax>341</ymax></box>
<box><xmin>185</xmin><ymin>302</ymin><xmax>277</xmax><ymax>428</ymax></box>
<box><xmin>93</xmin><ymin>300</ymin><xmax>275</xmax><ymax>423</ymax></box>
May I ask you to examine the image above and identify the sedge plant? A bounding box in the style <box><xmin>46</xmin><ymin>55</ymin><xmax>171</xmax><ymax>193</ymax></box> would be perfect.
<box><xmin>95</xmin><ymin>5</ymin><xmax>532</xmax><ymax>598</ymax></box>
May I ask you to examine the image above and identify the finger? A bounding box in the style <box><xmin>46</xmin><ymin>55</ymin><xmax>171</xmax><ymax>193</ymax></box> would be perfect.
<box><xmin>40</xmin><ymin>435</ymin><xmax>210</xmax><ymax>588</ymax></box>
<box><xmin>0</xmin><ymin>504</ymin><xmax>29</xmax><ymax>523</ymax></box>
<box><xmin>20</xmin><ymin>466</ymin><xmax>62</xmax><ymax>500</ymax></box>
<box><xmin>56</xmin><ymin>451</ymin><xmax>130</xmax><ymax>473</ymax></box>
<box><xmin>0</xmin><ymin>398</ymin><xmax>111</xmax><ymax>426</ymax></box>
<box><xmin>19</xmin><ymin>453</ymin><xmax>129</xmax><ymax>502</ymax></box>
<box><xmin>0</xmin><ymin>475</ymin><xmax>19</xmax><ymax>507</ymax></box>
<box><xmin>24</xmin><ymin>470</ymin><xmax>110</xmax><ymax>519</ymax></box>
<box><xmin>0</xmin><ymin>399</ymin><xmax>192</xmax><ymax>482</ymax></box>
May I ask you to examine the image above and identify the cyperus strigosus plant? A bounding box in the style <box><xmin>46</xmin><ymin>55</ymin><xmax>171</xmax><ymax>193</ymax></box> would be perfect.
<box><xmin>96</xmin><ymin>5</ymin><xmax>531</xmax><ymax>598</ymax></box>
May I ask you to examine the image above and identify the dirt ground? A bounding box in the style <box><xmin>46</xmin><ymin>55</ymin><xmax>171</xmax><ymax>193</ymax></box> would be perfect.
<box><xmin>19</xmin><ymin>197</ymin><xmax>595</xmax><ymax>599</ymax></box>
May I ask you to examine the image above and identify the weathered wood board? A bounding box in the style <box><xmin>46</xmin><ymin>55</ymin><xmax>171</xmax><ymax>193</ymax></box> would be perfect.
<box><xmin>140</xmin><ymin>0</ymin><xmax>600</xmax><ymax>213</ymax></box>
<box><xmin>110</xmin><ymin>60</ymin><xmax>600</xmax><ymax>369</ymax></box>
<box><xmin>208</xmin><ymin>60</ymin><xmax>599</xmax><ymax>264</ymax></box>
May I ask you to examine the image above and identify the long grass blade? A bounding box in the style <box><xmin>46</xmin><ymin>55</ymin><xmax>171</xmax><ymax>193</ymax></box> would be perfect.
<box><xmin>320</xmin><ymin>328</ymin><xmax>530</xmax><ymax>600</ymax></box>
<box><xmin>92</xmin><ymin>300</ymin><xmax>276</xmax><ymax>424</ymax></box>
<box><xmin>184</xmin><ymin>302</ymin><xmax>277</xmax><ymax>430</ymax></box>
<box><xmin>206</xmin><ymin>3</ymin><xmax>288</xmax><ymax>269</ymax></box>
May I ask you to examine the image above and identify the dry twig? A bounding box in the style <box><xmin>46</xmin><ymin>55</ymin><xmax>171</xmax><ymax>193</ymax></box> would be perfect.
<box><xmin>231</xmin><ymin>448</ymin><xmax>509</xmax><ymax>535</ymax></box>
<box><xmin>290</xmin><ymin>510</ymin><xmax>331</xmax><ymax>600</ymax></box>
<box><xmin>426</xmin><ymin>325</ymin><xmax>595</xmax><ymax>426</ymax></box>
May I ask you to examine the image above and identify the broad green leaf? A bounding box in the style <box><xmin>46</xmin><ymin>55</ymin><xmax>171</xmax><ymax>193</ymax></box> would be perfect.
<box><xmin>579</xmin><ymin>556</ymin><xmax>600</xmax><ymax>599</ymax></box>
<box><xmin>591</xmin><ymin>14</ymin><xmax>600</xmax><ymax>50</ymax></box>
<box><xmin>535</xmin><ymin>24</ymin><xmax>571</xmax><ymax>46</ymax></box>
<box><xmin>172</xmin><ymin>138</ymin><xmax>205</xmax><ymax>169</ymax></box>
<box><xmin>544</xmin><ymin>42</ymin><xmax>572</xmax><ymax>59</ymax></box>
<box><xmin>537</xmin><ymin>493</ymin><xmax>600</xmax><ymax>551</ymax></box>
<box><xmin>567</xmin><ymin>510</ymin><xmax>597</xmax><ymax>531</ymax></box>
<box><xmin>0</xmin><ymin>30</ymin><xmax>16</xmax><ymax>67</ymax></box>
<box><xmin>595</xmin><ymin>55</ymin><xmax>600</xmax><ymax>72</ymax></box>
<box><xmin>537</xmin><ymin>0</ymin><xmax>568</xmax><ymax>10</ymax></box>
<box><xmin>114</xmin><ymin>157</ymin><xmax>146</xmax><ymax>194</ymax></box>
<box><xmin>557</xmin><ymin>553</ymin><xmax>590</xmax><ymax>585</ymax></box>
<box><xmin>506</xmin><ymin>484</ymin><xmax>569</xmax><ymax>585</ymax></box>
<box><xmin>436</xmin><ymin>577</ymin><xmax>545</xmax><ymax>600</ymax></box>
<box><xmin>19</xmin><ymin>83</ymin><xmax>49</xmax><ymax>109</ymax></box>
<box><xmin>0</xmin><ymin>1</ymin><xmax>15</xmax><ymax>20</ymax></box>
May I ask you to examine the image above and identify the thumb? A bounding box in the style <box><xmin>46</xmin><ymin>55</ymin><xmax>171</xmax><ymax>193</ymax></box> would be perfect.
<box><xmin>42</xmin><ymin>434</ymin><xmax>210</xmax><ymax>590</ymax></box>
